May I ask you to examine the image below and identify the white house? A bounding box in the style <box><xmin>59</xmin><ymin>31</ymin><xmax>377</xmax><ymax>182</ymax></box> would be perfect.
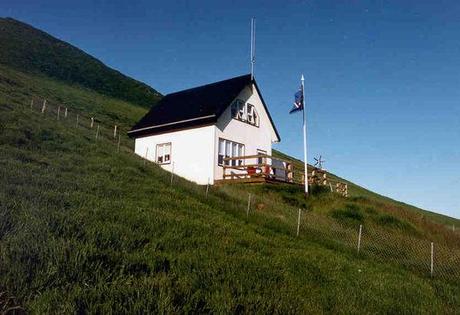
<box><xmin>128</xmin><ymin>74</ymin><xmax>281</xmax><ymax>185</ymax></box>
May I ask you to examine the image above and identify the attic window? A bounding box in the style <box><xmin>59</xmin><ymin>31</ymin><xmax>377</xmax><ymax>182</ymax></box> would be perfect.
<box><xmin>231</xmin><ymin>99</ymin><xmax>245</xmax><ymax>120</ymax></box>
<box><xmin>231</xmin><ymin>100</ymin><xmax>259</xmax><ymax>127</ymax></box>
<box><xmin>246</xmin><ymin>104</ymin><xmax>259</xmax><ymax>126</ymax></box>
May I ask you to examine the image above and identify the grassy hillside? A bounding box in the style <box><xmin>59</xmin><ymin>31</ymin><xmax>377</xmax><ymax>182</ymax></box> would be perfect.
<box><xmin>1</xmin><ymin>64</ymin><xmax>460</xmax><ymax>313</ymax></box>
<box><xmin>0</xmin><ymin>17</ymin><xmax>162</xmax><ymax>107</ymax></box>
<box><xmin>272</xmin><ymin>150</ymin><xmax>460</xmax><ymax>227</ymax></box>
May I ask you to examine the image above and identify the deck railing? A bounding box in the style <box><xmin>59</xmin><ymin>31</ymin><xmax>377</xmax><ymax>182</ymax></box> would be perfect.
<box><xmin>222</xmin><ymin>154</ymin><xmax>302</xmax><ymax>184</ymax></box>
<box><xmin>221</xmin><ymin>154</ymin><xmax>348</xmax><ymax>196</ymax></box>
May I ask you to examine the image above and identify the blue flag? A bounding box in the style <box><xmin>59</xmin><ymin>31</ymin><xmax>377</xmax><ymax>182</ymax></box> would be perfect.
<box><xmin>289</xmin><ymin>85</ymin><xmax>304</xmax><ymax>114</ymax></box>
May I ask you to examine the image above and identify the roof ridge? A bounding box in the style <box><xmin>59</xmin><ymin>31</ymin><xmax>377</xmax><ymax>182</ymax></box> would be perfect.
<box><xmin>164</xmin><ymin>73</ymin><xmax>252</xmax><ymax>97</ymax></box>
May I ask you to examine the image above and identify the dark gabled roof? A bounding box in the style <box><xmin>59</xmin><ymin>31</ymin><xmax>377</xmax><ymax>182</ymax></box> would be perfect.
<box><xmin>128</xmin><ymin>74</ymin><xmax>280</xmax><ymax>141</ymax></box>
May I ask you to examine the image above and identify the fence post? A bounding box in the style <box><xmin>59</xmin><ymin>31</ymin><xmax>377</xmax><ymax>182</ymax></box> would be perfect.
<box><xmin>64</xmin><ymin>107</ymin><xmax>68</xmax><ymax>118</ymax></box>
<box><xmin>57</xmin><ymin>106</ymin><xmax>60</xmax><ymax>120</ymax></box>
<box><xmin>91</xmin><ymin>117</ymin><xmax>94</xmax><ymax>128</ymax></box>
<box><xmin>113</xmin><ymin>125</ymin><xmax>117</xmax><ymax>138</ymax></box>
<box><xmin>357</xmin><ymin>224</ymin><xmax>363</xmax><ymax>253</ymax></box>
<box><xmin>95</xmin><ymin>125</ymin><xmax>100</xmax><ymax>140</ymax></box>
<box><xmin>246</xmin><ymin>193</ymin><xmax>251</xmax><ymax>217</ymax></box>
<box><xmin>117</xmin><ymin>134</ymin><xmax>121</xmax><ymax>153</ymax></box>
<box><xmin>144</xmin><ymin>148</ymin><xmax>148</xmax><ymax>165</ymax></box>
<box><xmin>76</xmin><ymin>114</ymin><xmax>79</xmax><ymax>127</ymax></box>
<box><xmin>41</xmin><ymin>99</ymin><xmax>46</xmax><ymax>114</ymax></box>
<box><xmin>297</xmin><ymin>208</ymin><xmax>301</xmax><ymax>237</ymax></box>
<box><xmin>329</xmin><ymin>182</ymin><xmax>333</xmax><ymax>192</ymax></box>
<box><xmin>170</xmin><ymin>162</ymin><xmax>175</xmax><ymax>185</ymax></box>
<box><xmin>430</xmin><ymin>242</ymin><xmax>434</xmax><ymax>277</ymax></box>
<box><xmin>206</xmin><ymin>177</ymin><xmax>210</xmax><ymax>198</ymax></box>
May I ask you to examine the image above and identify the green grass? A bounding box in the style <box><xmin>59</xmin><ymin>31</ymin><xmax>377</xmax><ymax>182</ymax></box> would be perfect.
<box><xmin>273</xmin><ymin>149</ymin><xmax>460</xmax><ymax>227</ymax></box>
<box><xmin>0</xmin><ymin>17</ymin><xmax>161</xmax><ymax>107</ymax></box>
<box><xmin>1</xmin><ymin>65</ymin><xmax>460</xmax><ymax>313</ymax></box>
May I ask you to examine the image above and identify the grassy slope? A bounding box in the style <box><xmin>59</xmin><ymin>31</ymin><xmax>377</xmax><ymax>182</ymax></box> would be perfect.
<box><xmin>0</xmin><ymin>17</ymin><xmax>161</xmax><ymax>107</ymax></box>
<box><xmin>272</xmin><ymin>149</ymin><xmax>459</xmax><ymax>227</ymax></box>
<box><xmin>1</xmin><ymin>65</ymin><xmax>460</xmax><ymax>313</ymax></box>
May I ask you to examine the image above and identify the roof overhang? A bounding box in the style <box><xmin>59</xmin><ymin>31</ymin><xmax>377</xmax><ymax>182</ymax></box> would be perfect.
<box><xmin>128</xmin><ymin>114</ymin><xmax>216</xmax><ymax>138</ymax></box>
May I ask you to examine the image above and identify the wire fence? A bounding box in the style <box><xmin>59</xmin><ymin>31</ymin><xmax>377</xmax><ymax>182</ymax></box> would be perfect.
<box><xmin>27</xmin><ymin>96</ymin><xmax>134</xmax><ymax>153</ymax></box>
<box><xmin>216</xmin><ymin>185</ymin><xmax>460</xmax><ymax>282</ymax></box>
<box><xmin>16</xmin><ymin>96</ymin><xmax>460</xmax><ymax>284</ymax></box>
<box><xmin>299</xmin><ymin>211</ymin><xmax>460</xmax><ymax>281</ymax></box>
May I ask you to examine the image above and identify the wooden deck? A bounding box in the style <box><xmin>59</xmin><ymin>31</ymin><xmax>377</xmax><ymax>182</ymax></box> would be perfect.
<box><xmin>217</xmin><ymin>154</ymin><xmax>348</xmax><ymax>196</ymax></box>
<box><xmin>219</xmin><ymin>154</ymin><xmax>302</xmax><ymax>185</ymax></box>
<box><xmin>214</xmin><ymin>176</ymin><xmax>299</xmax><ymax>186</ymax></box>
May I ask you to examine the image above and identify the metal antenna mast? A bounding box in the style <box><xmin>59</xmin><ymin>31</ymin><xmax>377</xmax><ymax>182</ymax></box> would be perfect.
<box><xmin>250</xmin><ymin>17</ymin><xmax>256</xmax><ymax>80</ymax></box>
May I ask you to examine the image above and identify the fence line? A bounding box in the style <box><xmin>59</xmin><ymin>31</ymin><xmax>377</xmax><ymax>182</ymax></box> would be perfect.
<box><xmin>29</xmin><ymin>96</ymin><xmax>131</xmax><ymax>137</ymax></box>
<box><xmin>27</xmin><ymin>96</ymin><xmax>135</xmax><ymax>154</ymax></box>
<box><xmin>223</xmin><ymin>187</ymin><xmax>460</xmax><ymax>282</ymax></box>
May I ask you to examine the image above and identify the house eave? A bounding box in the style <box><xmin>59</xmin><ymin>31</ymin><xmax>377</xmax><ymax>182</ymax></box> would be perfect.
<box><xmin>128</xmin><ymin>114</ymin><xmax>217</xmax><ymax>138</ymax></box>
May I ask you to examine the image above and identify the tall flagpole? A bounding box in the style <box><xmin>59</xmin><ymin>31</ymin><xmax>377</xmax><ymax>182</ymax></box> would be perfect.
<box><xmin>250</xmin><ymin>18</ymin><xmax>256</xmax><ymax>80</ymax></box>
<box><xmin>302</xmin><ymin>74</ymin><xmax>308</xmax><ymax>196</ymax></box>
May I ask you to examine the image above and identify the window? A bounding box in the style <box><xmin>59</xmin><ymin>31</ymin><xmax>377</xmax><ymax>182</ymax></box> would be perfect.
<box><xmin>218</xmin><ymin>138</ymin><xmax>245</xmax><ymax>166</ymax></box>
<box><xmin>238</xmin><ymin>144</ymin><xmax>244</xmax><ymax>166</ymax></box>
<box><xmin>231</xmin><ymin>100</ymin><xmax>259</xmax><ymax>127</ymax></box>
<box><xmin>246</xmin><ymin>104</ymin><xmax>259</xmax><ymax>126</ymax></box>
<box><xmin>257</xmin><ymin>149</ymin><xmax>267</xmax><ymax>165</ymax></box>
<box><xmin>217</xmin><ymin>139</ymin><xmax>233</xmax><ymax>166</ymax></box>
<box><xmin>232</xmin><ymin>143</ymin><xmax>238</xmax><ymax>166</ymax></box>
<box><xmin>218</xmin><ymin>139</ymin><xmax>225</xmax><ymax>165</ymax></box>
<box><xmin>156</xmin><ymin>143</ymin><xmax>171</xmax><ymax>164</ymax></box>
<box><xmin>225</xmin><ymin>141</ymin><xmax>231</xmax><ymax>166</ymax></box>
<box><xmin>231</xmin><ymin>99</ymin><xmax>245</xmax><ymax>120</ymax></box>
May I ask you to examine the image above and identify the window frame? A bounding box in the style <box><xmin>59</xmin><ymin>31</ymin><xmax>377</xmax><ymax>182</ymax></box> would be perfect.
<box><xmin>156</xmin><ymin>142</ymin><xmax>172</xmax><ymax>165</ymax></box>
<box><xmin>257</xmin><ymin>149</ymin><xmax>267</xmax><ymax>166</ymax></box>
<box><xmin>231</xmin><ymin>99</ymin><xmax>245</xmax><ymax>121</ymax></box>
<box><xmin>230</xmin><ymin>99</ymin><xmax>259</xmax><ymax>128</ymax></box>
<box><xmin>246</xmin><ymin>103</ymin><xmax>259</xmax><ymax>127</ymax></box>
<box><xmin>218</xmin><ymin>138</ymin><xmax>245</xmax><ymax>167</ymax></box>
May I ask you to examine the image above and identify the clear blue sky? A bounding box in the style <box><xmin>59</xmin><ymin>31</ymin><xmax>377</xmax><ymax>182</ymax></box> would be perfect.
<box><xmin>2</xmin><ymin>1</ymin><xmax>459</xmax><ymax>219</ymax></box>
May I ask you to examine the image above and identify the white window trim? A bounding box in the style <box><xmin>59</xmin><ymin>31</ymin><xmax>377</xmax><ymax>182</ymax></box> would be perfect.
<box><xmin>218</xmin><ymin>138</ymin><xmax>245</xmax><ymax>166</ymax></box>
<box><xmin>156</xmin><ymin>142</ymin><xmax>172</xmax><ymax>165</ymax></box>
<box><xmin>246</xmin><ymin>103</ymin><xmax>259</xmax><ymax>127</ymax></box>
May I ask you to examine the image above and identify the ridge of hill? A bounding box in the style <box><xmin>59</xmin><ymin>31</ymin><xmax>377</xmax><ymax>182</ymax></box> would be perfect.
<box><xmin>1</xmin><ymin>63</ymin><xmax>460</xmax><ymax>313</ymax></box>
<box><xmin>0</xmin><ymin>17</ymin><xmax>161</xmax><ymax>108</ymax></box>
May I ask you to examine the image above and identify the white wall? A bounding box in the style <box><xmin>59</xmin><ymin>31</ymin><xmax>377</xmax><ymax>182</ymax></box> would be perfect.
<box><xmin>134</xmin><ymin>125</ymin><xmax>215</xmax><ymax>185</ymax></box>
<box><xmin>214</xmin><ymin>84</ymin><xmax>278</xmax><ymax>180</ymax></box>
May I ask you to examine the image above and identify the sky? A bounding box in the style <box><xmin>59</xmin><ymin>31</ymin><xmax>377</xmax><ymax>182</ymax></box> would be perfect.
<box><xmin>1</xmin><ymin>0</ymin><xmax>459</xmax><ymax>219</ymax></box>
